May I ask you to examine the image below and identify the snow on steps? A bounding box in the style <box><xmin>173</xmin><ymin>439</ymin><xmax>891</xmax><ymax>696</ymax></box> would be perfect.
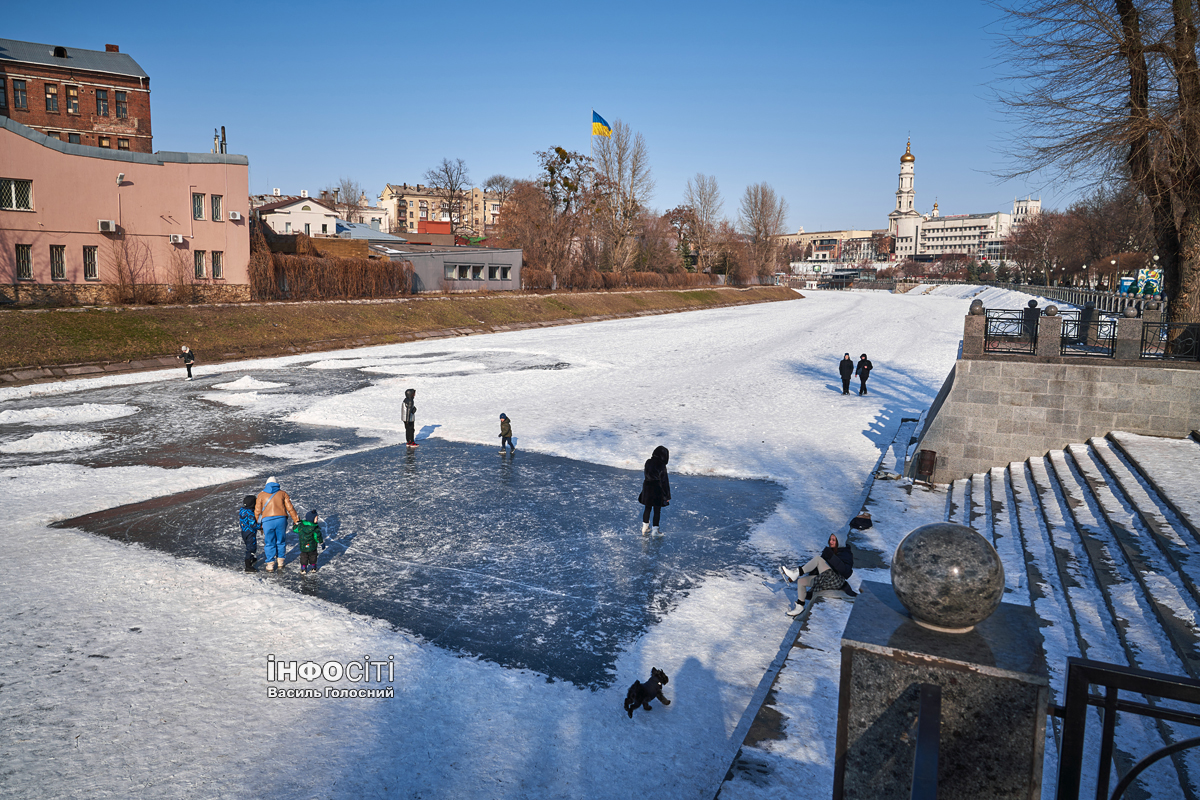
<box><xmin>949</xmin><ymin>434</ymin><xmax>1200</xmax><ymax>799</ymax></box>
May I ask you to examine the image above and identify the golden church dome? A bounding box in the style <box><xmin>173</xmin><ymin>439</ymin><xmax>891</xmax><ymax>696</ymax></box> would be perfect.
<box><xmin>901</xmin><ymin>139</ymin><xmax>915</xmax><ymax>163</ymax></box>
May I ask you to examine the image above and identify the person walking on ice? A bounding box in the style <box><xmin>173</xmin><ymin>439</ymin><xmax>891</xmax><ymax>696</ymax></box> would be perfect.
<box><xmin>498</xmin><ymin>413</ymin><xmax>515</xmax><ymax>454</ymax></box>
<box><xmin>255</xmin><ymin>476</ymin><xmax>300</xmax><ymax>572</ymax></box>
<box><xmin>237</xmin><ymin>495</ymin><xmax>262</xmax><ymax>572</ymax></box>
<box><xmin>402</xmin><ymin>388</ymin><xmax>419</xmax><ymax>448</ymax></box>
<box><xmin>855</xmin><ymin>354</ymin><xmax>873</xmax><ymax>395</ymax></box>
<box><xmin>638</xmin><ymin>445</ymin><xmax>671</xmax><ymax>535</ymax></box>
<box><xmin>838</xmin><ymin>353</ymin><xmax>854</xmax><ymax>395</ymax></box>
<box><xmin>780</xmin><ymin>531</ymin><xmax>854</xmax><ymax>615</ymax></box>
<box><xmin>294</xmin><ymin>509</ymin><xmax>325</xmax><ymax>575</ymax></box>
<box><xmin>178</xmin><ymin>345</ymin><xmax>196</xmax><ymax>381</ymax></box>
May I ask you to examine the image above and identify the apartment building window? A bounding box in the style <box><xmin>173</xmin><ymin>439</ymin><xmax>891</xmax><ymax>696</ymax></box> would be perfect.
<box><xmin>304</xmin><ymin>223</ymin><xmax>310</xmax><ymax>236</ymax></box>
<box><xmin>68</xmin><ymin>133</ymin><xmax>80</xmax><ymax>144</ymax></box>
<box><xmin>0</xmin><ymin>178</ymin><xmax>33</xmax><ymax>210</ymax></box>
<box><xmin>444</xmin><ymin>265</ymin><xmax>455</xmax><ymax>280</ymax></box>
<box><xmin>284</xmin><ymin>222</ymin><xmax>291</xmax><ymax>233</ymax></box>
<box><xmin>488</xmin><ymin>265</ymin><xmax>499</xmax><ymax>280</ymax></box>
<box><xmin>0</xmin><ymin>81</ymin><xmax>5</xmax><ymax>108</ymax></box>
<box><xmin>45</xmin><ymin>84</ymin><xmax>58</xmax><ymax>112</ymax></box>
<box><xmin>46</xmin><ymin>132</ymin><xmax>59</xmax><ymax>140</ymax></box>
<box><xmin>211</xmin><ymin>194</ymin><xmax>222</xmax><ymax>221</ymax></box>
<box><xmin>66</xmin><ymin>85</ymin><xmax>78</xmax><ymax>113</ymax></box>
<box><xmin>471</xmin><ymin>266</ymin><xmax>484</xmax><ymax>281</ymax></box>
<box><xmin>192</xmin><ymin>193</ymin><xmax>205</xmax><ymax>220</ymax></box>
<box><xmin>212</xmin><ymin>251</ymin><xmax>223</xmax><ymax>279</ymax></box>
<box><xmin>13</xmin><ymin>80</ymin><xmax>27</xmax><ymax>109</ymax></box>
<box><xmin>321</xmin><ymin>224</ymin><xmax>327</xmax><ymax>234</ymax></box>
<box><xmin>194</xmin><ymin>250</ymin><xmax>206</xmax><ymax>279</ymax></box>
<box><xmin>83</xmin><ymin>245</ymin><xmax>97</xmax><ymax>280</ymax></box>
<box><xmin>115</xmin><ymin>91</ymin><xmax>127</xmax><ymax>118</ymax></box>
<box><xmin>501</xmin><ymin>266</ymin><xmax>511</xmax><ymax>280</ymax></box>
<box><xmin>16</xmin><ymin>244</ymin><xmax>32</xmax><ymax>279</ymax></box>
<box><xmin>50</xmin><ymin>245</ymin><xmax>65</xmax><ymax>280</ymax></box>
<box><xmin>117</xmin><ymin>138</ymin><xmax>129</xmax><ymax>151</ymax></box>
<box><xmin>96</xmin><ymin>89</ymin><xmax>108</xmax><ymax>116</ymax></box>
<box><xmin>98</xmin><ymin>136</ymin><xmax>110</xmax><ymax>149</ymax></box>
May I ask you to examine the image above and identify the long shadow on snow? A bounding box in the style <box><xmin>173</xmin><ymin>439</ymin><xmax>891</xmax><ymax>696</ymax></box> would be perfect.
<box><xmin>54</xmin><ymin>439</ymin><xmax>784</xmax><ymax>689</ymax></box>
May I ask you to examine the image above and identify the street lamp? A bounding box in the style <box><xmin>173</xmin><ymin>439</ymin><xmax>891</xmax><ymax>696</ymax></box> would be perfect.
<box><xmin>1082</xmin><ymin>264</ymin><xmax>1088</xmax><ymax>289</ymax></box>
<box><xmin>1112</xmin><ymin>258</ymin><xmax>1118</xmax><ymax>292</ymax></box>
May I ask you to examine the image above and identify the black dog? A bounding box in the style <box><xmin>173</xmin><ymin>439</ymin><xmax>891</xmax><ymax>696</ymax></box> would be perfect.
<box><xmin>624</xmin><ymin>667</ymin><xmax>671</xmax><ymax>718</ymax></box>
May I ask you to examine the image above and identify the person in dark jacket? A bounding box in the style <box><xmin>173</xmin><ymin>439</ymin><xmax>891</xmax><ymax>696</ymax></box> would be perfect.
<box><xmin>855</xmin><ymin>354</ymin><xmax>873</xmax><ymax>395</ymax></box>
<box><xmin>637</xmin><ymin>445</ymin><xmax>671</xmax><ymax>535</ymax></box>
<box><xmin>178</xmin><ymin>345</ymin><xmax>196</xmax><ymax>381</ymax></box>
<box><xmin>498</xmin><ymin>413</ymin><xmax>514</xmax><ymax>454</ymax></box>
<box><xmin>237</xmin><ymin>495</ymin><xmax>261</xmax><ymax>572</ymax></box>
<box><xmin>780</xmin><ymin>531</ymin><xmax>854</xmax><ymax>615</ymax></box>
<box><xmin>401</xmin><ymin>388</ymin><xmax>418</xmax><ymax>447</ymax></box>
<box><xmin>838</xmin><ymin>353</ymin><xmax>854</xmax><ymax>395</ymax></box>
<box><xmin>294</xmin><ymin>509</ymin><xmax>325</xmax><ymax>575</ymax></box>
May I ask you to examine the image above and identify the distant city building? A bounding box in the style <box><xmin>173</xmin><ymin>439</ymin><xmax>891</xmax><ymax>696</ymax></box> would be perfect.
<box><xmin>254</xmin><ymin>193</ymin><xmax>339</xmax><ymax>237</ymax></box>
<box><xmin>0</xmin><ymin>38</ymin><xmax>152</xmax><ymax>153</ymax></box>
<box><xmin>776</xmin><ymin>229</ymin><xmax>879</xmax><ymax>261</ymax></box>
<box><xmin>379</xmin><ymin>183</ymin><xmax>502</xmax><ymax>237</ymax></box>
<box><xmin>884</xmin><ymin>140</ymin><xmax>1040</xmax><ymax>263</ymax></box>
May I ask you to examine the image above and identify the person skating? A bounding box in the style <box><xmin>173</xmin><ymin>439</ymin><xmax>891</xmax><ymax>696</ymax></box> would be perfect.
<box><xmin>838</xmin><ymin>353</ymin><xmax>854</xmax><ymax>395</ymax></box>
<box><xmin>780</xmin><ymin>531</ymin><xmax>854</xmax><ymax>615</ymax></box>
<box><xmin>294</xmin><ymin>509</ymin><xmax>325</xmax><ymax>575</ymax></box>
<box><xmin>177</xmin><ymin>345</ymin><xmax>196</xmax><ymax>381</ymax></box>
<box><xmin>498</xmin><ymin>413</ymin><xmax>515</xmax><ymax>454</ymax></box>
<box><xmin>638</xmin><ymin>445</ymin><xmax>671</xmax><ymax>535</ymax></box>
<box><xmin>255</xmin><ymin>476</ymin><xmax>300</xmax><ymax>572</ymax></box>
<box><xmin>237</xmin><ymin>495</ymin><xmax>262</xmax><ymax>572</ymax></box>
<box><xmin>402</xmin><ymin>388</ymin><xmax>419</xmax><ymax>447</ymax></box>
<box><xmin>855</xmin><ymin>354</ymin><xmax>873</xmax><ymax>395</ymax></box>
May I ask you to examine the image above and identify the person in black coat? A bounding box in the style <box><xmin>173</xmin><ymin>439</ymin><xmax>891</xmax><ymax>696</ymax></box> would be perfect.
<box><xmin>780</xmin><ymin>531</ymin><xmax>854</xmax><ymax>615</ymax></box>
<box><xmin>838</xmin><ymin>353</ymin><xmax>854</xmax><ymax>395</ymax></box>
<box><xmin>638</xmin><ymin>445</ymin><xmax>671</xmax><ymax>535</ymax></box>
<box><xmin>855</xmin><ymin>354</ymin><xmax>873</xmax><ymax>395</ymax></box>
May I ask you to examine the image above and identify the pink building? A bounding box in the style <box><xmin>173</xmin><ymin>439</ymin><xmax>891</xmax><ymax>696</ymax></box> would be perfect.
<box><xmin>0</xmin><ymin>117</ymin><xmax>249</xmax><ymax>304</ymax></box>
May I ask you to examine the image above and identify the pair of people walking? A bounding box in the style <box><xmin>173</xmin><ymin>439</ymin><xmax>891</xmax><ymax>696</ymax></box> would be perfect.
<box><xmin>838</xmin><ymin>353</ymin><xmax>873</xmax><ymax>395</ymax></box>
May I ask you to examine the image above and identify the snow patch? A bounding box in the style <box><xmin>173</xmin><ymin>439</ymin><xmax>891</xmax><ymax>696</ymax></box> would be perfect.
<box><xmin>211</xmin><ymin>375</ymin><xmax>288</xmax><ymax>391</ymax></box>
<box><xmin>0</xmin><ymin>430</ymin><xmax>107</xmax><ymax>453</ymax></box>
<box><xmin>0</xmin><ymin>402</ymin><xmax>138</xmax><ymax>426</ymax></box>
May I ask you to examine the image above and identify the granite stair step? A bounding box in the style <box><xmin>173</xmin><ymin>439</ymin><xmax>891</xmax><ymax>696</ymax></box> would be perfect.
<box><xmin>1067</xmin><ymin>443</ymin><xmax>1200</xmax><ymax>681</ymax></box>
<box><xmin>1109</xmin><ymin>431</ymin><xmax>1200</xmax><ymax>544</ymax></box>
<box><xmin>988</xmin><ymin>466</ymin><xmax>1028</xmax><ymax>604</ymax></box>
<box><xmin>947</xmin><ymin>478</ymin><xmax>971</xmax><ymax>526</ymax></box>
<box><xmin>968</xmin><ymin>472</ymin><xmax>989</xmax><ymax>537</ymax></box>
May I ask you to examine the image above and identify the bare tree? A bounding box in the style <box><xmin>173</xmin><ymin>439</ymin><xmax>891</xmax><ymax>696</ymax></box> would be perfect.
<box><xmin>684</xmin><ymin>173</ymin><xmax>723</xmax><ymax>273</ymax></box>
<box><xmin>423</xmin><ymin>158</ymin><xmax>472</xmax><ymax>235</ymax></box>
<box><xmin>993</xmin><ymin>0</ymin><xmax>1199</xmax><ymax>322</ymax></box>
<box><xmin>593</xmin><ymin>120</ymin><xmax>655</xmax><ymax>272</ymax></box>
<box><xmin>483</xmin><ymin>174</ymin><xmax>516</xmax><ymax>203</ymax></box>
<box><xmin>103</xmin><ymin>232</ymin><xmax>158</xmax><ymax>304</ymax></box>
<box><xmin>320</xmin><ymin>178</ymin><xmax>366</xmax><ymax>223</ymax></box>
<box><xmin>738</xmin><ymin>182</ymin><xmax>789</xmax><ymax>279</ymax></box>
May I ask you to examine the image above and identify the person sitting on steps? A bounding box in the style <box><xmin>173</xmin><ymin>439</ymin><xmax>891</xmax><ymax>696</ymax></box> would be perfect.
<box><xmin>780</xmin><ymin>531</ymin><xmax>854</xmax><ymax>616</ymax></box>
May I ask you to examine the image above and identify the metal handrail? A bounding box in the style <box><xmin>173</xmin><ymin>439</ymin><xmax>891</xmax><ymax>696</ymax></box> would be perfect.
<box><xmin>984</xmin><ymin>308</ymin><xmax>1038</xmax><ymax>354</ymax></box>
<box><xmin>1140</xmin><ymin>322</ymin><xmax>1200</xmax><ymax>360</ymax></box>
<box><xmin>911</xmin><ymin>683</ymin><xmax>941</xmax><ymax>800</ymax></box>
<box><xmin>1053</xmin><ymin>658</ymin><xmax>1200</xmax><ymax>800</ymax></box>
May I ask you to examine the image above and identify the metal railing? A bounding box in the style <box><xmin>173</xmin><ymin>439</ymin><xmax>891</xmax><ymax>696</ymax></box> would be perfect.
<box><xmin>911</xmin><ymin>683</ymin><xmax>941</xmax><ymax>800</ymax></box>
<box><xmin>1061</xmin><ymin>312</ymin><xmax>1117</xmax><ymax>358</ymax></box>
<box><xmin>1054</xmin><ymin>658</ymin><xmax>1200</xmax><ymax>800</ymax></box>
<box><xmin>1141</xmin><ymin>322</ymin><xmax>1200</xmax><ymax>360</ymax></box>
<box><xmin>985</xmin><ymin>309</ymin><xmax>1038</xmax><ymax>354</ymax></box>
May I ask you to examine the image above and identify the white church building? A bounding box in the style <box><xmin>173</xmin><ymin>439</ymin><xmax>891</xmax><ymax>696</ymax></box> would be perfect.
<box><xmin>886</xmin><ymin>140</ymin><xmax>1039</xmax><ymax>264</ymax></box>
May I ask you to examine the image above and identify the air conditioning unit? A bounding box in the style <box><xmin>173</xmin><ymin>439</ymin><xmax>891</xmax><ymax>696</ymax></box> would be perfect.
<box><xmin>98</xmin><ymin>219</ymin><xmax>117</xmax><ymax>233</ymax></box>
<box><xmin>228</xmin><ymin>211</ymin><xmax>242</xmax><ymax>221</ymax></box>
<box><xmin>169</xmin><ymin>234</ymin><xmax>184</xmax><ymax>244</ymax></box>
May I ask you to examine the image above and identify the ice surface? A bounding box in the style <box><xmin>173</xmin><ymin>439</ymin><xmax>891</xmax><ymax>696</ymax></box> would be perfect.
<box><xmin>0</xmin><ymin>402</ymin><xmax>138</xmax><ymax>426</ymax></box>
<box><xmin>211</xmin><ymin>375</ymin><xmax>289</xmax><ymax>390</ymax></box>
<box><xmin>0</xmin><ymin>430</ymin><xmax>106</xmax><ymax>453</ymax></box>
<box><xmin>4</xmin><ymin>288</ymin><xmax>1048</xmax><ymax>799</ymax></box>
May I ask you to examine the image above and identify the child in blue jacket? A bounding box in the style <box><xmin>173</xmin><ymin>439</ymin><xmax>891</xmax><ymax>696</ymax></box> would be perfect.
<box><xmin>238</xmin><ymin>495</ymin><xmax>261</xmax><ymax>572</ymax></box>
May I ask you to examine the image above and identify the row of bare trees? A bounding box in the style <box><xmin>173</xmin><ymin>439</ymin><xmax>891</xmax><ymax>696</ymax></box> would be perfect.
<box><xmin>488</xmin><ymin>119</ymin><xmax>790</xmax><ymax>287</ymax></box>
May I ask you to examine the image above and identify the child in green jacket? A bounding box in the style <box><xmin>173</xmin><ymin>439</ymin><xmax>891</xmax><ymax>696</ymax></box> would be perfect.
<box><xmin>295</xmin><ymin>509</ymin><xmax>325</xmax><ymax>574</ymax></box>
<box><xmin>499</xmin><ymin>413</ymin><xmax>515</xmax><ymax>454</ymax></box>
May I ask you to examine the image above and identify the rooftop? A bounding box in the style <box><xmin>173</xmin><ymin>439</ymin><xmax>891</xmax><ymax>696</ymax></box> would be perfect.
<box><xmin>0</xmin><ymin>38</ymin><xmax>149</xmax><ymax>80</ymax></box>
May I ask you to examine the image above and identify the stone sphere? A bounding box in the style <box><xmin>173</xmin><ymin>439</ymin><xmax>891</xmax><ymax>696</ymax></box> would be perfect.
<box><xmin>1044</xmin><ymin>305</ymin><xmax>1059</xmax><ymax>317</ymax></box>
<box><xmin>891</xmin><ymin>523</ymin><xmax>1005</xmax><ymax>633</ymax></box>
<box><xmin>968</xmin><ymin>299</ymin><xmax>985</xmax><ymax>315</ymax></box>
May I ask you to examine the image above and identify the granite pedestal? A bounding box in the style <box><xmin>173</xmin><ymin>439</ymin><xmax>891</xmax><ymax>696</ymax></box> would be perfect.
<box><xmin>833</xmin><ymin>581</ymin><xmax>1049</xmax><ymax>800</ymax></box>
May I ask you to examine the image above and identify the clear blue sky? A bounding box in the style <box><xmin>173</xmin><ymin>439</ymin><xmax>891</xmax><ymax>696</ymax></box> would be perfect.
<box><xmin>8</xmin><ymin>0</ymin><xmax>1071</xmax><ymax>232</ymax></box>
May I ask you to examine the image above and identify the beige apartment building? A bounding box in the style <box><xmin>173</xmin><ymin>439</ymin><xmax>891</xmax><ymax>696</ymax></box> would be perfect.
<box><xmin>379</xmin><ymin>183</ymin><xmax>503</xmax><ymax>237</ymax></box>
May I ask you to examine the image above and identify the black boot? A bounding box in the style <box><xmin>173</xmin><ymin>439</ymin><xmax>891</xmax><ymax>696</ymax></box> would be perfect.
<box><xmin>244</xmin><ymin>556</ymin><xmax>257</xmax><ymax>572</ymax></box>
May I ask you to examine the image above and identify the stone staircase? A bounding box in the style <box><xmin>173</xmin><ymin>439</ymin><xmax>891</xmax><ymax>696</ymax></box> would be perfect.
<box><xmin>942</xmin><ymin>431</ymin><xmax>1200</xmax><ymax>798</ymax></box>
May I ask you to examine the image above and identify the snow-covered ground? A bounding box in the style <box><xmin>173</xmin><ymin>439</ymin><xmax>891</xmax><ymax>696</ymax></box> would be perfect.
<box><xmin>0</xmin><ymin>287</ymin><xmax>1056</xmax><ymax>799</ymax></box>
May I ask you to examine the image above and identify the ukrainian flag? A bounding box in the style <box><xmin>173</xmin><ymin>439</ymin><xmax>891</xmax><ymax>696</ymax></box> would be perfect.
<box><xmin>592</xmin><ymin>111</ymin><xmax>612</xmax><ymax>137</ymax></box>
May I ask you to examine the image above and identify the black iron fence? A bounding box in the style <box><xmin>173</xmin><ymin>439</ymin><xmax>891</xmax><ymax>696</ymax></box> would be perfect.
<box><xmin>1061</xmin><ymin>312</ymin><xmax>1117</xmax><ymax>358</ymax></box>
<box><xmin>985</xmin><ymin>309</ymin><xmax>1038</xmax><ymax>354</ymax></box>
<box><xmin>1141</xmin><ymin>322</ymin><xmax>1200</xmax><ymax>360</ymax></box>
<box><xmin>1054</xmin><ymin>658</ymin><xmax>1200</xmax><ymax>800</ymax></box>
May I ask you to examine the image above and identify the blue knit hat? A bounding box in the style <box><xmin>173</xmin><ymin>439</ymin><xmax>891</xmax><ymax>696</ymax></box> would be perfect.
<box><xmin>500</xmin><ymin>413</ymin><xmax>508</xmax><ymax>419</ymax></box>
<box><xmin>305</xmin><ymin>509</ymin><xmax>318</xmax><ymax>523</ymax></box>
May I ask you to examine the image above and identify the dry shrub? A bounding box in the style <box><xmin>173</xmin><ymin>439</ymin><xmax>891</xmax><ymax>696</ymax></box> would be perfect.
<box><xmin>628</xmin><ymin>271</ymin><xmax>665</xmax><ymax>288</ymax></box>
<box><xmin>254</xmin><ymin>252</ymin><xmax>412</xmax><ymax>301</ymax></box>
<box><xmin>522</xmin><ymin>268</ymin><xmax>554</xmax><ymax>289</ymax></box>
<box><xmin>600</xmin><ymin>272</ymin><xmax>626</xmax><ymax>290</ymax></box>
<box><xmin>579</xmin><ymin>270</ymin><xmax>604</xmax><ymax>290</ymax></box>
